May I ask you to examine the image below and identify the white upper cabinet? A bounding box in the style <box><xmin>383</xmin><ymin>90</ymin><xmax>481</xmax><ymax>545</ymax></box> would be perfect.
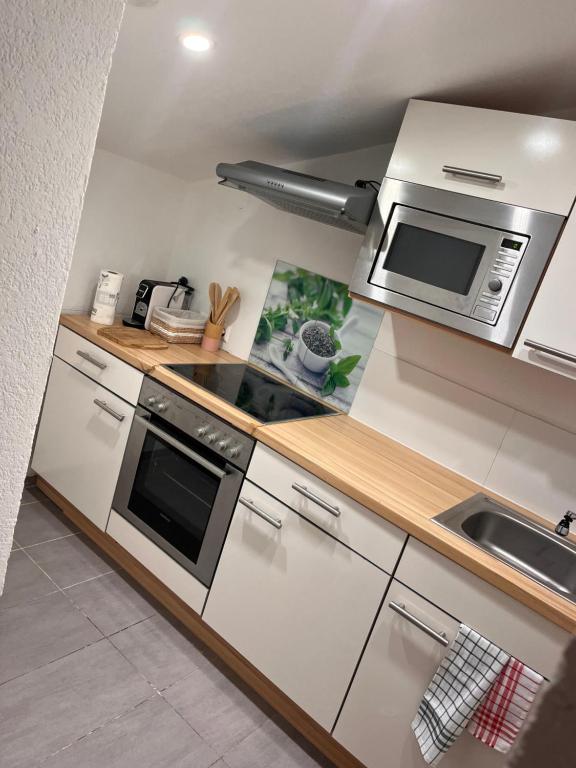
<box><xmin>203</xmin><ymin>480</ymin><xmax>390</xmax><ymax>731</ymax></box>
<box><xmin>513</xmin><ymin>208</ymin><xmax>576</xmax><ymax>379</ymax></box>
<box><xmin>387</xmin><ymin>100</ymin><xmax>576</xmax><ymax>215</ymax></box>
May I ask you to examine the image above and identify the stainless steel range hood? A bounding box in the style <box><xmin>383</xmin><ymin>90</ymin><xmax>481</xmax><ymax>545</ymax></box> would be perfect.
<box><xmin>216</xmin><ymin>161</ymin><xmax>377</xmax><ymax>234</ymax></box>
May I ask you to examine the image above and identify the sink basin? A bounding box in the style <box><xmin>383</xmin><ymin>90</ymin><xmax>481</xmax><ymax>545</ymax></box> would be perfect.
<box><xmin>433</xmin><ymin>494</ymin><xmax>576</xmax><ymax>604</ymax></box>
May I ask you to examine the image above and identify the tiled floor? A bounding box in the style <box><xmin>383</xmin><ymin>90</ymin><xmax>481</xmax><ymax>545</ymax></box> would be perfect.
<box><xmin>2</xmin><ymin>485</ymin><xmax>335</xmax><ymax>768</ymax></box>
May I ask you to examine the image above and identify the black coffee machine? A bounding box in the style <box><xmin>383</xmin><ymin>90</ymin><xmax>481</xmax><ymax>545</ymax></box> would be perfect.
<box><xmin>123</xmin><ymin>277</ymin><xmax>193</xmax><ymax>329</ymax></box>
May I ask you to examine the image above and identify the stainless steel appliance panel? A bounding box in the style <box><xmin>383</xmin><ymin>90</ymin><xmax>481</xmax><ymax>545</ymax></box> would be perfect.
<box><xmin>350</xmin><ymin>179</ymin><xmax>565</xmax><ymax>347</ymax></box>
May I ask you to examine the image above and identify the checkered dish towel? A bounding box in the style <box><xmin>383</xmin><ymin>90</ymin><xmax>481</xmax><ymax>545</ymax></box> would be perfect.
<box><xmin>467</xmin><ymin>657</ymin><xmax>543</xmax><ymax>753</ymax></box>
<box><xmin>412</xmin><ymin>624</ymin><xmax>509</xmax><ymax>765</ymax></box>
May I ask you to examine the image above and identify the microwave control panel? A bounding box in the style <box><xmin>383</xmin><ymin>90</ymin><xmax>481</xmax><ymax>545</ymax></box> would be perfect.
<box><xmin>471</xmin><ymin>234</ymin><xmax>529</xmax><ymax>324</ymax></box>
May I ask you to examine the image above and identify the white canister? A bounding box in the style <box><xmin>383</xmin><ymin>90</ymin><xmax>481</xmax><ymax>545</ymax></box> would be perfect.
<box><xmin>90</xmin><ymin>270</ymin><xmax>124</xmax><ymax>325</ymax></box>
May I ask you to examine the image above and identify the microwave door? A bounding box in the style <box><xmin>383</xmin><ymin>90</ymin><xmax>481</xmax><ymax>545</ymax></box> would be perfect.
<box><xmin>369</xmin><ymin>207</ymin><xmax>501</xmax><ymax>316</ymax></box>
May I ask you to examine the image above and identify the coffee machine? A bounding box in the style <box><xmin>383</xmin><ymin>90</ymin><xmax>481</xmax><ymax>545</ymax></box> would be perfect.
<box><xmin>123</xmin><ymin>278</ymin><xmax>192</xmax><ymax>329</ymax></box>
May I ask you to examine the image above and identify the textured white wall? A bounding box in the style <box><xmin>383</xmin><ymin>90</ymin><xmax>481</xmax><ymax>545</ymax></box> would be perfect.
<box><xmin>0</xmin><ymin>1</ymin><xmax>125</xmax><ymax>592</ymax></box>
<box><xmin>63</xmin><ymin>148</ymin><xmax>189</xmax><ymax>315</ymax></box>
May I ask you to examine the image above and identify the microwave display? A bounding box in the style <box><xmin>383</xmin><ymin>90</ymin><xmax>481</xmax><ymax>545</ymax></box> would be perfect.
<box><xmin>384</xmin><ymin>223</ymin><xmax>485</xmax><ymax>296</ymax></box>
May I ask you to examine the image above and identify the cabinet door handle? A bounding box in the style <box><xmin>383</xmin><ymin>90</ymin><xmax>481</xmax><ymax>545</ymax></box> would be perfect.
<box><xmin>93</xmin><ymin>398</ymin><xmax>125</xmax><ymax>422</ymax></box>
<box><xmin>239</xmin><ymin>497</ymin><xmax>282</xmax><ymax>529</ymax></box>
<box><xmin>523</xmin><ymin>339</ymin><xmax>576</xmax><ymax>366</ymax></box>
<box><xmin>442</xmin><ymin>165</ymin><xmax>502</xmax><ymax>184</ymax></box>
<box><xmin>77</xmin><ymin>349</ymin><xmax>107</xmax><ymax>370</ymax></box>
<box><xmin>389</xmin><ymin>601</ymin><xmax>449</xmax><ymax>647</ymax></box>
<box><xmin>291</xmin><ymin>483</ymin><xmax>341</xmax><ymax>517</ymax></box>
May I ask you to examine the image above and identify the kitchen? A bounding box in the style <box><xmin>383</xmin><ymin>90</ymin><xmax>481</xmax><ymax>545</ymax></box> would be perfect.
<box><xmin>2</xmin><ymin>1</ymin><xmax>576</xmax><ymax>767</ymax></box>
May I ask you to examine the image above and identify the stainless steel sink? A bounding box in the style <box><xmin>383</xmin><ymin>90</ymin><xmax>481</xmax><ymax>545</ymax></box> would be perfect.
<box><xmin>433</xmin><ymin>494</ymin><xmax>576</xmax><ymax>604</ymax></box>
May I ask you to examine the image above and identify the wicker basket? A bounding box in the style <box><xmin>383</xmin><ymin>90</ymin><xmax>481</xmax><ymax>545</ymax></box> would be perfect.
<box><xmin>149</xmin><ymin>307</ymin><xmax>207</xmax><ymax>344</ymax></box>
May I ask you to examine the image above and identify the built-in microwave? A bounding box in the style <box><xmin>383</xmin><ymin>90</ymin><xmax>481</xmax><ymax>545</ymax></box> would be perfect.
<box><xmin>349</xmin><ymin>179</ymin><xmax>565</xmax><ymax>348</ymax></box>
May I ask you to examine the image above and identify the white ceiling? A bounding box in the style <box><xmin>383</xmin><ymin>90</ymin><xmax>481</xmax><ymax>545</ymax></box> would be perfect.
<box><xmin>97</xmin><ymin>0</ymin><xmax>576</xmax><ymax>181</ymax></box>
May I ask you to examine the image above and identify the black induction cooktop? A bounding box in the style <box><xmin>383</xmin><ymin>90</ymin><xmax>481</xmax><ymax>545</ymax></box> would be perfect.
<box><xmin>166</xmin><ymin>363</ymin><xmax>337</xmax><ymax>424</ymax></box>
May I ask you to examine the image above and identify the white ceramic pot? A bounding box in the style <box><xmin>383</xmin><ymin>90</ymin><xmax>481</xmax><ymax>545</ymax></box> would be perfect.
<box><xmin>296</xmin><ymin>320</ymin><xmax>339</xmax><ymax>374</ymax></box>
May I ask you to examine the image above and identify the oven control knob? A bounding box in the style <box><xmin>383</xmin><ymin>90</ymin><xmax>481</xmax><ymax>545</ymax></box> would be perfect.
<box><xmin>229</xmin><ymin>445</ymin><xmax>242</xmax><ymax>458</ymax></box>
<box><xmin>488</xmin><ymin>278</ymin><xmax>503</xmax><ymax>292</ymax></box>
<box><xmin>157</xmin><ymin>402</ymin><xmax>168</xmax><ymax>413</ymax></box>
<box><xmin>147</xmin><ymin>396</ymin><xmax>158</xmax><ymax>406</ymax></box>
<box><xmin>197</xmin><ymin>425</ymin><xmax>209</xmax><ymax>437</ymax></box>
<box><xmin>206</xmin><ymin>432</ymin><xmax>219</xmax><ymax>443</ymax></box>
<box><xmin>217</xmin><ymin>438</ymin><xmax>232</xmax><ymax>451</ymax></box>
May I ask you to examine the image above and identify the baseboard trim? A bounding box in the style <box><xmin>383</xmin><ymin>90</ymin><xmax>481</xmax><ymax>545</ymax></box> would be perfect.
<box><xmin>36</xmin><ymin>477</ymin><xmax>364</xmax><ymax>768</ymax></box>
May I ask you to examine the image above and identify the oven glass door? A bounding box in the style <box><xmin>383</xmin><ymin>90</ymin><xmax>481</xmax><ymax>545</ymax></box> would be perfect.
<box><xmin>369</xmin><ymin>205</ymin><xmax>504</xmax><ymax>315</ymax></box>
<box><xmin>114</xmin><ymin>412</ymin><xmax>243</xmax><ymax>587</ymax></box>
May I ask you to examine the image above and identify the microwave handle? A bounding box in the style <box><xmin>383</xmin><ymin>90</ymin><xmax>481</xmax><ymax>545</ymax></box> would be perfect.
<box><xmin>134</xmin><ymin>415</ymin><xmax>227</xmax><ymax>479</ymax></box>
<box><xmin>442</xmin><ymin>165</ymin><xmax>502</xmax><ymax>184</ymax></box>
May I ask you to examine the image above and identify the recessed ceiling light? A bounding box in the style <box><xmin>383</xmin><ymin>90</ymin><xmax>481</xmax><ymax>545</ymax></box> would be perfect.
<box><xmin>180</xmin><ymin>33</ymin><xmax>213</xmax><ymax>52</ymax></box>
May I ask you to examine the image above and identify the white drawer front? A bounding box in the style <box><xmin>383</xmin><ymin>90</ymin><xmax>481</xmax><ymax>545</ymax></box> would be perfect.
<box><xmin>248</xmin><ymin>444</ymin><xmax>406</xmax><ymax>572</ymax></box>
<box><xmin>55</xmin><ymin>326</ymin><xmax>143</xmax><ymax>405</ymax></box>
<box><xmin>387</xmin><ymin>100</ymin><xmax>576</xmax><ymax>215</ymax></box>
<box><xmin>107</xmin><ymin>510</ymin><xmax>208</xmax><ymax>615</ymax></box>
<box><xmin>395</xmin><ymin>538</ymin><xmax>570</xmax><ymax>679</ymax></box>
<box><xmin>203</xmin><ymin>481</ymin><xmax>390</xmax><ymax>730</ymax></box>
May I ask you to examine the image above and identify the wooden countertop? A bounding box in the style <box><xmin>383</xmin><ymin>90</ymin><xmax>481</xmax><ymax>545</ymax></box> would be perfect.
<box><xmin>60</xmin><ymin>314</ymin><xmax>576</xmax><ymax>634</ymax></box>
<box><xmin>59</xmin><ymin>314</ymin><xmax>262</xmax><ymax>432</ymax></box>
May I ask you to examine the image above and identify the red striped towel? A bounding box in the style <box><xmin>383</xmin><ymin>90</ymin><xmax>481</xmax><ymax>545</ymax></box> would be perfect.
<box><xmin>467</xmin><ymin>657</ymin><xmax>543</xmax><ymax>753</ymax></box>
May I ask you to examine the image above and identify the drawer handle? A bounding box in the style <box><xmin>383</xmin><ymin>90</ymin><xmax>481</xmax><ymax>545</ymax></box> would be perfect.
<box><xmin>389</xmin><ymin>601</ymin><xmax>449</xmax><ymax>647</ymax></box>
<box><xmin>239</xmin><ymin>497</ymin><xmax>282</xmax><ymax>529</ymax></box>
<box><xmin>524</xmin><ymin>339</ymin><xmax>576</xmax><ymax>366</ymax></box>
<box><xmin>93</xmin><ymin>398</ymin><xmax>125</xmax><ymax>422</ymax></box>
<box><xmin>292</xmin><ymin>483</ymin><xmax>341</xmax><ymax>517</ymax></box>
<box><xmin>442</xmin><ymin>165</ymin><xmax>502</xmax><ymax>184</ymax></box>
<box><xmin>77</xmin><ymin>349</ymin><xmax>107</xmax><ymax>370</ymax></box>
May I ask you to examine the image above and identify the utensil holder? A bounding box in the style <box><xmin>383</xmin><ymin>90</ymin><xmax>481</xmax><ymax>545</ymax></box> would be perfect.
<box><xmin>201</xmin><ymin>320</ymin><xmax>225</xmax><ymax>351</ymax></box>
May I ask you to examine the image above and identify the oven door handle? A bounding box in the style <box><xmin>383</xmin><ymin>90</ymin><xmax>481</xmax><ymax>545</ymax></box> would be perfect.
<box><xmin>134</xmin><ymin>415</ymin><xmax>227</xmax><ymax>479</ymax></box>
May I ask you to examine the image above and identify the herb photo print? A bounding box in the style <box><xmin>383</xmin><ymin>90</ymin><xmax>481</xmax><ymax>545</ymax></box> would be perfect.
<box><xmin>249</xmin><ymin>261</ymin><xmax>383</xmax><ymax>412</ymax></box>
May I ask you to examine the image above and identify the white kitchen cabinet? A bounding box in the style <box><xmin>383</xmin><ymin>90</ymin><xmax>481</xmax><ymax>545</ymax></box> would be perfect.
<box><xmin>333</xmin><ymin>580</ymin><xmax>508</xmax><ymax>768</ymax></box>
<box><xmin>203</xmin><ymin>480</ymin><xmax>390</xmax><ymax>730</ymax></box>
<box><xmin>387</xmin><ymin>100</ymin><xmax>576</xmax><ymax>214</ymax></box>
<box><xmin>247</xmin><ymin>444</ymin><xmax>407</xmax><ymax>572</ymax></box>
<box><xmin>55</xmin><ymin>326</ymin><xmax>144</xmax><ymax>405</ymax></box>
<box><xmin>513</xmin><ymin>208</ymin><xmax>576</xmax><ymax>380</ymax></box>
<box><xmin>32</xmin><ymin>356</ymin><xmax>135</xmax><ymax>530</ymax></box>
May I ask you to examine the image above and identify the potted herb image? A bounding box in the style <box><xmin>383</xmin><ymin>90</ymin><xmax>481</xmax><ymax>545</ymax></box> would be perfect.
<box><xmin>250</xmin><ymin>262</ymin><xmax>382</xmax><ymax>412</ymax></box>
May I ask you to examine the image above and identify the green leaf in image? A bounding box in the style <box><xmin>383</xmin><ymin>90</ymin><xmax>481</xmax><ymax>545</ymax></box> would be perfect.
<box><xmin>320</xmin><ymin>355</ymin><xmax>361</xmax><ymax>397</ymax></box>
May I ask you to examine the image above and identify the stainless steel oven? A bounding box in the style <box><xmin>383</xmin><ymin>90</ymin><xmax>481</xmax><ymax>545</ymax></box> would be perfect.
<box><xmin>113</xmin><ymin>378</ymin><xmax>254</xmax><ymax>587</ymax></box>
<box><xmin>350</xmin><ymin>178</ymin><xmax>565</xmax><ymax>347</ymax></box>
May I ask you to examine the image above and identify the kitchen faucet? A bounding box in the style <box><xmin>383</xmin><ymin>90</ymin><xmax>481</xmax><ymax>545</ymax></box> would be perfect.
<box><xmin>555</xmin><ymin>511</ymin><xmax>576</xmax><ymax>537</ymax></box>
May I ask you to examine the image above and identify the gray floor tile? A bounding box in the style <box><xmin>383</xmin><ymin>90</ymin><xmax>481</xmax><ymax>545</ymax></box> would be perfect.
<box><xmin>110</xmin><ymin>613</ymin><xmax>210</xmax><ymax>690</ymax></box>
<box><xmin>37</xmin><ymin>695</ymin><xmax>218</xmax><ymax>768</ymax></box>
<box><xmin>0</xmin><ymin>550</ymin><xmax>57</xmax><ymax>610</ymax></box>
<box><xmin>15</xmin><ymin>497</ymin><xmax>78</xmax><ymax>547</ymax></box>
<box><xmin>0</xmin><ymin>639</ymin><xmax>154</xmax><ymax>768</ymax></box>
<box><xmin>19</xmin><ymin>485</ymin><xmax>45</xmax><ymax>505</ymax></box>
<box><xmin>164</xmin><ymin>662</ymin><xmax>267</xmax><ymax>756</ymax></box>
<box><xmin>65</xmin><ymin>571</ymin><xmax>157</xmax><ymax>636</ymax></box>
<box><xmin>223</xmin><ymin>719</ymin><xmax>328</xmax><ymax>768</ymax></box>
<box><xmin>25</xmin><ymin>532</ymin><xmax>114</xmax><ymax>588</ymax></box>
<box><xmin>0</xmin><ymin>591</ymin><xmax>102</xmax><ymax>684</ymax></box>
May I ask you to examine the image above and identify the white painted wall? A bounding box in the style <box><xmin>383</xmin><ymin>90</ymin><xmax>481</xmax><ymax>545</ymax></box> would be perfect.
<box><xmin>63</xmin><ymin>148</ymin><xmax>188</xmax><ymax>315</ymax></box>
<box><xmin>0</xmin><ymin>0</ymin><xmax>124</xmax><ymax>592</ymax></box>
<box><xmin>169</xmin><ymin>144</ymin><xmax>394</xmax><ymax>358</ymax></box>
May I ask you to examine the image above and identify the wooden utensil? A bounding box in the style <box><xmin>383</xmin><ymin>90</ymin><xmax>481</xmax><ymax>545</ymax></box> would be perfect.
<box><xmin>208</xmin><ymin>282</ymin><xmax>218</xmax><ymax>322</ymax></box>
<box><xmin>215</xmin><ymin>287</ymin><xmax>239</xmax><ymax>326</ymax></box>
